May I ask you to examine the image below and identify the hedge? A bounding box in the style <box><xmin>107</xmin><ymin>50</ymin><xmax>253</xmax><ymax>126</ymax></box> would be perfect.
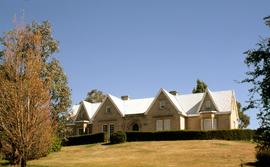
<box><xmin>126</xmin><ymin>129</ymin><xmax>254</xmax><ymax>142</ymax></box>
<box><xmin>63</xmin><ymin>133</ymin><xmax>105</xmax><ymax>146</ymax></box>
<box><xmin>110</xmin><ymin>131</ymin><xmax>127</xmax><ymax>144</ymax></box>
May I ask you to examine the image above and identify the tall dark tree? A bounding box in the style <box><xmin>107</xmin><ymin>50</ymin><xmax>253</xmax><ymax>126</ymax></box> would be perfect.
<box><xmin>242</xmin><ymin>16</ymin><xmax>270</xmax><ymax>162</ymax></box>
<box><xmin>0</xmin><ymin>21</ymin><xmax>71</xmax><ymax>137</ymax></box>
<box><xmin>237</xmin><ymin>102</ymin><xmax>250</xmax><ymax>129</ymax></box>
<box><xmin>192</xmin><ymin>79</ymin><xmax>208</xmax><ymax>93</ymax></box>
<box><xmin>85</xmin><ymin>89</ymin><xmax>107</xmax><ymax>103</ymax></box>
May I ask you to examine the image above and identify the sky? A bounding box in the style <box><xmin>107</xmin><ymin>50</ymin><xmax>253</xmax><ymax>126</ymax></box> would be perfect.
<box><xmin>1</xmin><ymin>0</ymin><xmax>270</xmax><ymax>129</ymax></box>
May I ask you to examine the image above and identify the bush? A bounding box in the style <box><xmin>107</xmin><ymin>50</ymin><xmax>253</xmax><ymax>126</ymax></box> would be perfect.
<box><xmin>50</xmin><ymin>136</ymin><xmax>62</xmax><ymax>153</ymax></box>
<box><xmin>110</xmin><ymin>131</ymin><xmax>126</xmax><ymax>144</ymax></box>
<box><xmin>256</xmin><ymin>149</ymin><xmax>270</xmax><ymax>165</ymax></box>
<box><xmin>126</xmin><ymin>129</ymin><xmax>254</xmax><ymax>142</ymax></box>
<box><xmin>63</xmin><ymin>133</ymin><xmax>105</xmax><ymax>146</ymax></box>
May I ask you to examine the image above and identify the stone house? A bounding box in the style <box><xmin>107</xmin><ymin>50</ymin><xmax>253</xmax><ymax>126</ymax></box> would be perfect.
<box><xmin>67</xmin><ymin>88</ymin><xmax>239</xmax><ymax>136</ymax></box>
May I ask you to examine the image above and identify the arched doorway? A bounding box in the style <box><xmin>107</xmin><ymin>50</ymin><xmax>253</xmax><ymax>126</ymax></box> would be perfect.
<box><xmin>132</xmin><ymin>123</ymin><xmax>139</xmax><ymax>131</ymax></box>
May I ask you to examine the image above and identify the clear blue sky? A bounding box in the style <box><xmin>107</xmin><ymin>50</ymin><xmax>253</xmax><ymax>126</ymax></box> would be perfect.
<box><xmin>1</xmin><ymin>0</ymin><xmax>270</xmax><ymax>129</ymax></box>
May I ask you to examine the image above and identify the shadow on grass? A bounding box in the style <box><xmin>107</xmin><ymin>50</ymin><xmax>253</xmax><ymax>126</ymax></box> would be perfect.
<box><xmin>101</xmin><ymin>142</ymin><xmax>114</xmax><ymax>146</ymax></box>
<box><xmin>242</xmin><ymin>161</ymin><xmax>269</xmax><ymax>167</ymax></box>
<box><xmin>0</xmin><ymin>161</ymin><xmax>9</xmax><ymax>166</ymax></box>
<box><xmin>0</xmin><ymin>161</ymin><xmax>49</xmax><ymax>167</ymax></box>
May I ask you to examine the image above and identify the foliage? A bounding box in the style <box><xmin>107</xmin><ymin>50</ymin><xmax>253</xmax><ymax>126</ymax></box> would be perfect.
<box><xmin>110</xmin><ymin>131</ymin><xmax>127</xmax><ymax>144</ymax></box>
<box><xmin>50</xmin><ymin>137</ymin><xmax>62</xmax><ymax>153</ymax></box>
<box><xmin>0</xmin><ymin>25</ymin><xmax>53</xmax><ymax>167</ymax></box>
<box><xmin>63</xmin><ymin>133</ymin><xmax>105</xmax><ymax>146</ymax></box>
<box><xmin>126</xmin><ymin>130</ymin><xmax>254</xmax><ymax>142</ymax></box>
<box><xmin>85</xmin><ymin>89</ymin><xmax>106</xmax><ymax>103</ymax></box>
<box><xmin>237</xmin><ymin>102</ymin><xmax>250</xmax><ymax>129</ymax></box>
<box><xmin>256</xmin><ymin>149</ymin><xmax>270</xmax><ymax>165</ymax></box>
<box><xmin>0</xmin><ymin>21</ymin><xmax>71</xmax><ymax>138</ymax></box>
<box><xmin>241</xmin><ymin>16</ymin><xmax>270</xmax><ymax>157</ymax></box>
<box><xmin>192</xmin><ymin>79</ymin><xmax>208</xmax><ymax>93</ymax></box>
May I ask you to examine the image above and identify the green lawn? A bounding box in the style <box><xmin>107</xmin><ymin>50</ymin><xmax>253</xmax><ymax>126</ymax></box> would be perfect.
<box><xmin>26</xmin><ymin>140</ymin><xmax>256</xmax><ymax>167</ymax></box>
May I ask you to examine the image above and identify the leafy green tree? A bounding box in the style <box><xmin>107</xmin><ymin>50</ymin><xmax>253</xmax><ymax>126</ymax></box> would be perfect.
<box><xmin>0</xmin><ymin>21</ymin><xmax>71</xmax><ymax>137</ymax></box>
<box><xmin>242</xmin><ymin>16</ymin><xmax>270</xmax><ymax>160</ymax></box>
<box><xmin>192</xmin><ymin>79</ymin><xmax>208</xmax><ymax>93</ymax></box>
<box><xmin>237</xmin><ymin>102</ymin><xmax>250</xmax><ymax>129</ymax></box>
<box><xmin>85</xmin><ymin>89</ymin><xmax>107</xmax><ymax>103</ymax></box>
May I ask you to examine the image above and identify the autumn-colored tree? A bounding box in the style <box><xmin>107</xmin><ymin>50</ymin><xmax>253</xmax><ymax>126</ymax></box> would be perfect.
<box><xmin>0</xmin><ymin>21</ymin><xmax>71</xmax><ymax>138</ymax></box>
<box><xmin>0</xmin><ymin>25</ymin><xmax>53</xmax><ymax>167</ymax></box>
<box><xmin>85</xmin><ymin>89</ymin><xmax>107</xmax><ymax>103</ymax></box>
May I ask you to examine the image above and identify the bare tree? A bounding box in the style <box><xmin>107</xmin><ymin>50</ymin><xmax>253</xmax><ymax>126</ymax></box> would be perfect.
<box><xmin>0</xmin><ymin>25</ymin><xmax>53</xmax><ymax>167</ymax></box>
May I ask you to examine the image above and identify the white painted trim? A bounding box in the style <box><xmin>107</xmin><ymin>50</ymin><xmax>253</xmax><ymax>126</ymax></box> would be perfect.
<box><xmin>73</xmin><ymin>101</ymin><xmax>92</xmax><ymax>122</ymax></box>
<box><xmin>144</xmin><ymin>88</ymin><xmax>185</xmax><ymax>115</ymax></box>
<box><xmin>196</xmin><ymin>89</ymin><xmax>220</xmax><ymax>113</ymax></box>
<box><xmin>92</xmin><ymin>95</ymin><xmax>124</xmax><ymax>121</ymax></box>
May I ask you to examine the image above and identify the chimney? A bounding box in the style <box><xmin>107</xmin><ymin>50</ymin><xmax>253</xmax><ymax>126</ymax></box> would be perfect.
<box><xmin>121</xmin><ymin>95</ymin><xmax>130</xmax><ymax>100</ymax></box>
<box><xmin>169</xmin><ymin>90</ymin><xmax>178</xmax><ymax>96</ymax></box>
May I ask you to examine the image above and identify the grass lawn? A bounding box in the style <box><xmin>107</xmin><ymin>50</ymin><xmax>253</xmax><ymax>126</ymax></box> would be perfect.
<box><xmin>27</xmin><ymin>140</ymin><xmax>257</xmax><ymax>167</ymax></box>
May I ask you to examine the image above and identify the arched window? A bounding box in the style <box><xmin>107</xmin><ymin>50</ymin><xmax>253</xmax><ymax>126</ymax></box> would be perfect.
<box><xmin>132</xmin><ymin>123</ymin><xmax>139</xmax><ymax>131</ymax></box>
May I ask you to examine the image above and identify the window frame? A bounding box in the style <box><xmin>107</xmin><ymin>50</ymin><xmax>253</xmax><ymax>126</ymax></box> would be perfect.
<box><xmin>159</xmin><ymin>100</ymin><xmax>166</xmax><ymax>109</ymax></box>
<box><xmin>106</xmin><ymin>106</ymin><xmax>111</xmax><ymax>113</ymax></box>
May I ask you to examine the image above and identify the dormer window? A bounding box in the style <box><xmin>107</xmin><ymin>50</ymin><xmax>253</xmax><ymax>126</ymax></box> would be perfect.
<box><xmin>159</xmin><ymin>100</ymin><xmax>166</xmax><ymax>109</ymax></box>
<box><xmin>106</xmin><ymin>106</ymin><xmax>111</xmax><ymax>113</ymax></box>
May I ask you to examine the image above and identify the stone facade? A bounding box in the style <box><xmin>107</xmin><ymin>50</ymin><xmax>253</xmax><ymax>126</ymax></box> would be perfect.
<box><xmin>67</xmin><ymin>88</ymin><xmax>239</xmax><ymax>136</ymax></box>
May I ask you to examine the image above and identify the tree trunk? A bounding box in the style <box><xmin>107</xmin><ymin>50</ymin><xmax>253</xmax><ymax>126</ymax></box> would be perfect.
<box><xmin>20</xmin><ymin>157</ymin><xmax>26</xmax><ymax>167</ymax></box>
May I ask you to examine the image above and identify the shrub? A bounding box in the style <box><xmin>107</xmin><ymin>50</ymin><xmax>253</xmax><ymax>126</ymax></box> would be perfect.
<box><xmin>63</xmin><ymin>133</ymin><xmax>105</xmax><ymax>146</ymax></box>
<box><xmin>50</xmin><ymin>136</ymin><xmax>62</xmax><ymax>153</ymax></box>
<box><xmin>110</xmin><ymin>131</ymin><xmax>127</xmax><ymax>144</ymax></box>
<box><xmin>256</xmin><ymin>149</ymin><xmax>270</xmax><ymax>165</ymax></box>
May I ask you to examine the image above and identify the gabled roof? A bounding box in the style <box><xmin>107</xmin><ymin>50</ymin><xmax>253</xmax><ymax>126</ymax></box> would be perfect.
<box><xmin>144</xmin><ymin>88</ymin><xmax>185</xmax><ymax>115</ymax></box>
<box><xmin>196</xmin><ymin>88</ymin><xmax>220</xmax><ymax>113</ymax></box>
<box><xmin>74</xmin><ymin>101</ymin><xmax>101</xmax><ymax>121</ymax></box>
<box><xmin>70</xmin><ymin>104</ymin><xmax>80</xmax><ymax>117</ymax></box>
<box><xmin>108</xmin><ymin>94</ymin><xmax>154</xmax><ymax>115</ymax></box>
<box><xmin>71</xmin><ymin>88</ymin><xmax>235</xmax><ymax>120</ymax></box>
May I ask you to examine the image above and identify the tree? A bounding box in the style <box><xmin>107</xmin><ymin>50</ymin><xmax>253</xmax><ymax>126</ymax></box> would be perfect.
<box><xmin>192</xmin><ymin>79</ymin><xmax>250</xmax><ymax>128</ymax></box>
<box><xmin>192</xmin><ymin>79</ymin><xmax>208</xmax><ymax>93</ymax></box>
<box><xmin>237</xmin><ymin>102</ymin><xmax>250</xmax><ymax>129</ymax></box>
<box><xmin>242</xmin><ymin>16</ymin><xmax>270</xmax><ymax>162</ymax></box>
<box><xmin>85</xmin><ymin>89</ymin><xmax>107</xmax><ymax>103</ymax></box>
<box><xmin>0</xmin><ymin>25</ymin><xmax>53</xmax><ymax>167</ymax></box>
<box><xmin>0</xmin><ymin>21</ymin><xmax>71</xmax><ymax>137</ymax></box>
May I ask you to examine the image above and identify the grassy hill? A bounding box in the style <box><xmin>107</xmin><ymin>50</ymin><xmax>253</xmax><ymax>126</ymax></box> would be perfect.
<box><xmin>27</xmin><ymin>140</ymin><xmax>256</xmax><ymax>167</ymax></box>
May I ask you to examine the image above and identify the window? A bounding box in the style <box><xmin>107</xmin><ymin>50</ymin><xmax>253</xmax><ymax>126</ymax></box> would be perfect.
<box><xmin>213</xmin><ymin>119</ymin><xmax>217</xmax><ymax>130</ymax></box>
<box><xmin>164</xmin><ymin>119</ymin><xmax>171</xmax><ymax>131</ymax></box>
<box><xmin>103</xmin><ymin>124</ymin><xmax>108</xmax><ymax>133</ymax></box>
<box><xmin>156</xmin><ymin>119</ymin><xmax>171</xmax><ymax>131</ymax></box>
<box><xmin>203</xmin><ymin>119</ymin><xmax>217</xmax><ymax>130</ymax></box>
<box><xmin>109</xmin><ymin>124</ymin><xmax>114</xmax><ymax>134</ymax></box>
<box><xmin>106</xmin><ymin>106</ymin><xmax>111</xmax><ymax>113</ymax></box>
<box><xmin>159</xmin><ymin>100</ymin><xmax>166</xmax><ymax>109</ymax></box>
<box><xmin>203</xmin><ymin>119</ymin><xmax>212</xmax><ymax>130</ymax></box>
<box><xmin>205</xmin><ymin>100</ymin><xmax>211</xmax><ymax>109</ymax></box>
<box><xmin>156</xmin><ymin>120</ymin><xmax>163</xmax><ymax>131</ymax></box>
<box><xmin>78</xmin><ymin>128</ymin><xmax>84</xmax><ymax>135</ymax></box>
<box><xmin>132</xmin><ymin>124</ymin><xmax>139</xmax><ymax>131</ymax></box>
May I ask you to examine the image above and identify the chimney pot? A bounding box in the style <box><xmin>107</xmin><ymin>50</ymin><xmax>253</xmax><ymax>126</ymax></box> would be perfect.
<box><xmin>121</xmin><ymin>95</ymin><xmax>130</xmax><ymax>100</ymax></box>
<box><xmin>169</xmin><ymin>91</ymin><xmax>178</xmax><ymax>96</ymax></box>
